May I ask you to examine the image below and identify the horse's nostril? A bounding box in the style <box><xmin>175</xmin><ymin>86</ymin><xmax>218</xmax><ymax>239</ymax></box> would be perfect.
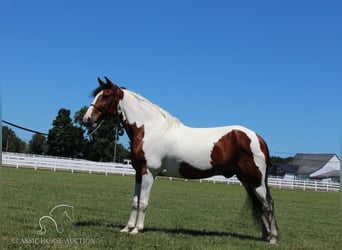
<box><xmin>84</xmin><ymin>116</ymin><xmax>92</xmax><ymax>124</ymax></box>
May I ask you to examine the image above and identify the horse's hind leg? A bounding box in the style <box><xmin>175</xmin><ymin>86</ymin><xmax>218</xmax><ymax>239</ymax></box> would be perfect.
<box><xmin>246</xmin><ymin>184</ymin><xmax>279</xmax><ymax>244</ymax></box>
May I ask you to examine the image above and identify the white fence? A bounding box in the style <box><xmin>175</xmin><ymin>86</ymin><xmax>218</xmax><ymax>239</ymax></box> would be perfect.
<box><xmin>2</xmin><ymin>152</ymin><xmax>340</xmax><ymax>192</ymax></box>
<box><xmin>2</xmin><ymin>152</ymin><xmax>135</xmax><ymax>176</ymax></box>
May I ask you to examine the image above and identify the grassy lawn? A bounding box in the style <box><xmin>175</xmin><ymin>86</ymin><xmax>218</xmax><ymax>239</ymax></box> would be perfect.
<box><xmin>1</xmin><ymin>166</ymin><xmax>340</xmax><ymax>249</ymax></box>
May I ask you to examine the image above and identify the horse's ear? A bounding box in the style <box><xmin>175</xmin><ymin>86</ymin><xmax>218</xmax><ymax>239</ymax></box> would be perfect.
<box><xmin>104</xmin><ymin>76</ymin><xmax>115</xmax><ymax>87</ymax></box>
<box><xmin>98</xmin><ymin>77</ymin><xmax>105</xmax><ymax>86</ymax></box>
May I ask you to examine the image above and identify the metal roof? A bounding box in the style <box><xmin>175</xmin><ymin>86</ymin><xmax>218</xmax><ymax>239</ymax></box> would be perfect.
<box><xmin>291</xmin><ymin>154</ymin><xmax>338</xmax><ymax>176</ymax></box>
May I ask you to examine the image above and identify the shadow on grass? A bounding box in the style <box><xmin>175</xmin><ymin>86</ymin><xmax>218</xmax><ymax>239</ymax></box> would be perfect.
<box><xmin>75</xmin><ymin>220</ymin><xmax>261</xmax><ymax>242</ymax></box>
<box><xmin>145</xmin><ymin>227</ymin><xmax>261</xmax><ymax>241</ymax></box>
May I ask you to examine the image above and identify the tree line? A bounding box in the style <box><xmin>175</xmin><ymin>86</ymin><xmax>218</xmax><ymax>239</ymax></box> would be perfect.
<box><xmin>2</xmin><ymin>107</ymin><xmax>130</xmax><ymax>162</ymax></box>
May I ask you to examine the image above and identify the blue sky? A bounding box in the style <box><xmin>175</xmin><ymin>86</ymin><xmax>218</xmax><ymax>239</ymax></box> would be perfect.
<box><xmin>1</xmin><ymin>0</ymin><xmax>341</xmax><ymax>157</ymax></box>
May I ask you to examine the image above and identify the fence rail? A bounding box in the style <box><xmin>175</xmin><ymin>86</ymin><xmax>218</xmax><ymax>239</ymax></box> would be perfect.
<box><xmin>2</xmin><ymin>152</ymin><xmax>135</xmax><ymax>176</ymax></box>
<box><xmin>2</xmin><ymin>152</ymin><xmax>340</xmax><ymax>192</ymax></box>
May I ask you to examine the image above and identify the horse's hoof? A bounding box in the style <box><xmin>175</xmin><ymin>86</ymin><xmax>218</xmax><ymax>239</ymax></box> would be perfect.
<box><xmin>120</xmin><ymin>227</ymin><xmax>130</xmax><ymax>233</ymax></box>
<box><xmin>130</xmin><ymin>228</ymin><xmax>139</xmax><ymax>235</ymax></box>
<box><xmin>269</xmin><ymin>237</ymin><xmax>277</xmax><ymax>244</ymax></box>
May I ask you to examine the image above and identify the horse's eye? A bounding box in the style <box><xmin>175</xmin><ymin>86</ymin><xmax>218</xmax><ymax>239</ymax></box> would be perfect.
<box><xmin>102</xmin><ymin>95</ymin><xmax>109</xmax><ymax>100</ymax></box>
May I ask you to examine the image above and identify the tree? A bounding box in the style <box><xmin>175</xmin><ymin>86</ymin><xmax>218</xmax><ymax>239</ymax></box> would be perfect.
<box><xmin>73</xmin><ymin>106</ymin><xmax>89</xmax><ymax>133</ymax></box>
<box><xmin>28</xmin><ymin>133</ymin><xmax>47</xmax><ymax>154</ymax></box>
<box><xmin>114</xmin><ymin>143</ymin><xmax>131</xmax><ymax>163</ymax></box>
<box><xmin>2</xmin><ymin>126</ymin><xmax>26</xmax><ymax>153</ymax></box>
<box><xmin>74</xmin><ymin>106</ymin><xmax>129</xmax><ymax>162</ymax></box>
<box><xmin>83</xmin><ymin>115</ymin><xmax>126</xmax><ymax>162</ymax></box>
<box><xmin>270</xmin><ymin>156</ymin><xmax>294</xmax><ymax>164</ymax></box>
<box><xmin>47</xmin><ymin>109</ymin><xmax>85</xmax><ymax>157</ymax></box>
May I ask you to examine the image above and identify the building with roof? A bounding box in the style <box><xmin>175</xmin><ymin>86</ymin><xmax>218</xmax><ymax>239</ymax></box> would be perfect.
<box><xmin>292</xmin><ymin>154</ymin><xmax>340</xmax><ymax>182</ymax></box>
<box><xmin>269</xmin><ymin>154</ymin><xmax>340</xmax><ymax>182</ymax></box>
<box><xmin>269</xmin><ymin>162</ymin><xmax>299</xmax><ymax>179</ymax></box>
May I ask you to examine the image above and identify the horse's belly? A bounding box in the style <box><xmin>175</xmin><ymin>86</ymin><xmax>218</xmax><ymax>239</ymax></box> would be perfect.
<box><xmin>159</xmin><ymin>158</ymin><xmax>184</xmax><ymax>178</ymax></box>
<box><xmin>158</xmin><ymin>142</ymin><xmax>216</xmax><ymax>179</ymax></box>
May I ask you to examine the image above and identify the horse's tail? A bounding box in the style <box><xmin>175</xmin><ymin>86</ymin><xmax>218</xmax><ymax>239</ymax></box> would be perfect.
<box><xmin>245</xmin><ymin>186</ymin><xmax>263</xmax><ymax>227</ymax></box>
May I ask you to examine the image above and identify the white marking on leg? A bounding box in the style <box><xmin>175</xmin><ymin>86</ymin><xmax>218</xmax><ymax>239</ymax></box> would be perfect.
<box><xmin>131</xmin><ymin>170</ymin><xmax>155</xmax><ymax>234</ymax></box>
<box><xmin>121</xmin><ymin>182</ymin><xmax>141</xmax><ymax>233</ymax></box>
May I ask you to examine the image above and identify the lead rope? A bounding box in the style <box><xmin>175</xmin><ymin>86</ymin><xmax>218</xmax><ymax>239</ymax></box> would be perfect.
<box><xmin>87</xmin><ymin>120</ymin><xmax>105</xmax><ymax>137</ymax></box>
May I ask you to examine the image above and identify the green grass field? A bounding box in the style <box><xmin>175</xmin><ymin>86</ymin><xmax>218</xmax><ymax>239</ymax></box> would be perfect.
<box><xmin>1</xmin><ymin>166</ymin><xmax>340</xmax><ymax>249</ymax></box>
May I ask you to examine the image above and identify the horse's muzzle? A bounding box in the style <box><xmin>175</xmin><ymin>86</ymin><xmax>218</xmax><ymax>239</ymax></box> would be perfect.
<box><xmin>83</xmin><ymin>115</ymin><xmax>97</xmax><ymax>130</ymax></box>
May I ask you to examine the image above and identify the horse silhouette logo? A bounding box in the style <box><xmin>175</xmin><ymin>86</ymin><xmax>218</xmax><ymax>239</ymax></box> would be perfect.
<box><xmin>36</xmin><ymin>204</ymin><xmax>74</xmax><ymax>235</ymax></box>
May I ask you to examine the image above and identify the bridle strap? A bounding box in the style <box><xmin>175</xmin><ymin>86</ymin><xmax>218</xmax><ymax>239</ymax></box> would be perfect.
<box><xmin>90</xmin><ymin>95</ymin><xmax>117</xmax><ymax>116</ymax></box>
<box><xmin>90</xmin><ymin>104</ymin><xmax>105</xmax><ymax>114</ymax></box>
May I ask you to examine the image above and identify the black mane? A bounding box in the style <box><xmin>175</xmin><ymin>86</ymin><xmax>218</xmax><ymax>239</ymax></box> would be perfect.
<box><xmin>91</xmin><ymin>83</ymin><xmax>114</xmax><ymax>97</ymax></box>
<box><xmin>91</xmin><ymin>76</ymin><xmax>126</xmax><ymax>97</ymax></box>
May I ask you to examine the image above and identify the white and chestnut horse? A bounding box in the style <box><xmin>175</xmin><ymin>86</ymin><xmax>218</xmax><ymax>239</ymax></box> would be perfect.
<box><xmin>83</xmin><ymin>77</ymin><xmax>279</xmax><ymax>243</ymax></box>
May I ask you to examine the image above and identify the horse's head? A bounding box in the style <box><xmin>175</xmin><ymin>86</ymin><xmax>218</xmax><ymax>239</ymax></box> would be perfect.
<box><xmin>83</xmin><ymin>77</ymin><xmax>122</xmax><ymax>133</ymax></box>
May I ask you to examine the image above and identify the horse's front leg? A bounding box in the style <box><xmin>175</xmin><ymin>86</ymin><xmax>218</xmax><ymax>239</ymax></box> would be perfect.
<box><xmin>121</xmin><ymin>169</ymin><xmax>155</xmax><ymax>234</ymax></box>
<box><xmin>130</xmin><ymin>169</ymin><xmax>155</xmax><ymax>234</ymax></box>
<box><xmin>120</xmin><ymin>177</ymin><xmax>141</xmax><ymax>233</ymax></box>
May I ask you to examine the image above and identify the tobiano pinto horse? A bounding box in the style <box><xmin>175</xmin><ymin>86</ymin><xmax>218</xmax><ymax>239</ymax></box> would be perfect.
<box><xmin>83</xmin><ymin>77</ymin><xmax>279</xmax><ymax>244</ymax></box>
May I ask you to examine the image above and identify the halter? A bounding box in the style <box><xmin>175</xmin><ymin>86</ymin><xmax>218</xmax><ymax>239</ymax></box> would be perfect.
<box><xmin>87</xmin><ymin>90</ymin><xmax>119</xmax><ymax>137</ymax></box>
<box><xmin>90</xmin><ymin>103</ymin><xmax>108</xmax><ymax>114</ymax></box>
<box><xmin>90</xmin><ymin>91</ymin><xmax>117</xmax><ymax>117</ymax></box>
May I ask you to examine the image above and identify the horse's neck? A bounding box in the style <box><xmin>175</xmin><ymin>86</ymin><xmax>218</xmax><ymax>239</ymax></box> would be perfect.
<box><xmin>119</xmin><ymin>90</ymin><xmax>168</xmax><ymax>128</ymax></box>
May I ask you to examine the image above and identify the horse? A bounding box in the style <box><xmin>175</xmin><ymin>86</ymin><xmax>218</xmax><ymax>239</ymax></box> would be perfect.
<box><xmin>83</xmin><ymin>77</ymin><xmax>279</xmax><ymax>244</ymax></box>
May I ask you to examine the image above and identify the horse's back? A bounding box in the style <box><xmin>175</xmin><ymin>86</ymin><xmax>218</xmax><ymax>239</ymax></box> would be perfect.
<box><xmin>148</xmin><ymin>124</ymin><xmax>267</xmax><ymax>178</ymax></box>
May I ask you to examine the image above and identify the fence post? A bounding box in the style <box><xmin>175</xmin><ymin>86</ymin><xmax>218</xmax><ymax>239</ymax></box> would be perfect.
<box><xmin>15</xmin><ymin>156</ymin><xmax>19</xmax><ymax>168</ymax></box>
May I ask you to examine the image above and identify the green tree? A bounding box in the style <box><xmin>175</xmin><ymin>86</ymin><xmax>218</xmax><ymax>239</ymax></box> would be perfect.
<box><xmin>47</xmin><ymin>109</ymin><xmax>85</xmax><ymax>157</ymax></box>
<box><xmin>74</xmin><ymin>106</ymin><xmax>129</xmax><ymax>162</ymax></box>
<box><xmin>28</xmin><ymin>133</ymin><xmax>47</xmax><ymax>154</ymax></box>
<box><xmin>2</xmin><ymin>126</ymin><xmax>26</xmax><ymax>153</ymax></box>
<box><xmin>73</xmin><ymin>106</ymin><xmax>89</xmax><ymax>133</ymax></box>
<box><xmin>270</xmin><ymin>156</ymin><xmax>294</xmax><ymax>164</ymax></box>
<box><xmin>114</xmin><ymin>143</ymin><xmax>131</xmax><ymax>163</ymax></box>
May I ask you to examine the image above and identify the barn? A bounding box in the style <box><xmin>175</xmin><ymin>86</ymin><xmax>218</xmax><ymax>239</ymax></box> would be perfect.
<box><xmin>268</xmin><ymin>162</ymin><xmax>299</xmax><ymax>179</ymax></box>
<box><xmin>293</xmin><ymin>154</ymin><xmax>340</xmax><ymax>182</ymax></box>
<box><xmin>269</xmin><ymin>154</ymin><xmax>340</xmax><ymax>182</ymax></box>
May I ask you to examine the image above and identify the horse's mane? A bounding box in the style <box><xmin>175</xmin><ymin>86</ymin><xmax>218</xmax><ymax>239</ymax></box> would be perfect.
<box><xmin>125</xmin><ymin>90</ymin><xmax>181</xmax><ymax>129</ymax></box>
<box><xmin>91</xmin><ymin>84</ymin><xmax>113</xmax><ymax>97</ymax></box>
<box><xmin>91</xmin><ymin>83</ymin><xmax>181</xmax><ymax>128</ymax></box>
<box><xmin>92</xmin><ymin>83</ymin><xmax>127</xmax><ymax>97</ymax></box>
